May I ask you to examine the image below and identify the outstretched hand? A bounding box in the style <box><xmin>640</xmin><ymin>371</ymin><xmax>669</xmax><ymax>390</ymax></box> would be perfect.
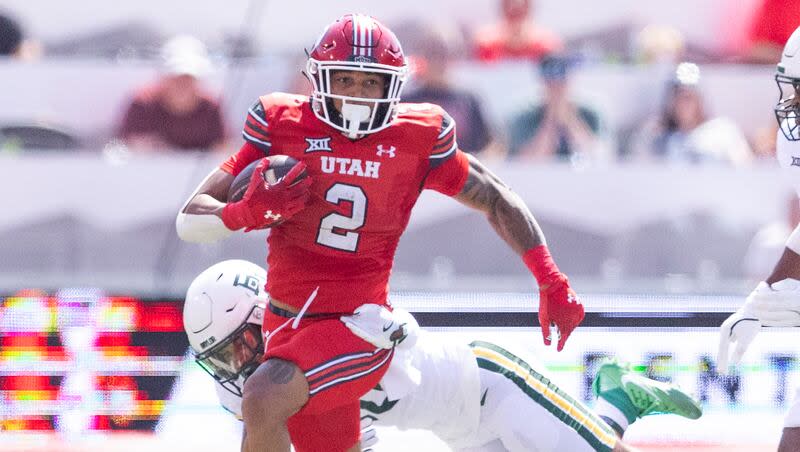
<box><xmin>537</xmin><ymin>273</ymin><xmax>584</xmax><ymax>352</ymax></box>
<box><xmin>717</xmin><ymin>279</ymin><xmax>800</xmax><ymax>373</ymax></box>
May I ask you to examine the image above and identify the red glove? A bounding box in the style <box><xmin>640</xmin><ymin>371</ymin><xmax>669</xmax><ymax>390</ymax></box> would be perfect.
<box><xmin>221</xmin><ymin>159</ymin><xmax>312</xmax><ymax>231</ymax></box>
<box><xmin>523</xmin><ymin>245</ymin><xmax>585</xmax><ymax>351</ymax></box>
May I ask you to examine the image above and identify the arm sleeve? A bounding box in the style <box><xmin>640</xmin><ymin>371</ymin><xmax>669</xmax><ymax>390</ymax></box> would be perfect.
<box><xmin>241</xmin><ymin>99</ymin><xmax>272</xmax><ymax>153</ymax></box>
<box><xmin>220</xmin><ymin>142</ymin><xmax>269</xmax><ymax>175</ymax></box>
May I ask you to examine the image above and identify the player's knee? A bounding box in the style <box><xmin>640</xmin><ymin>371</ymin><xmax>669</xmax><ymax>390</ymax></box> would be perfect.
<box><xmin>242</xmin><ymin>359</ymin><xmax>309</xmax><ymax>422</ymax></box>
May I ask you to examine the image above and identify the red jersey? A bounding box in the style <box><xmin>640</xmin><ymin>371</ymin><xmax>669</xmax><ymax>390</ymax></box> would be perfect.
<box><xmin>221</xmin><ymin>93</ymin><xmax>469</xmax><ymax>313</ymax></box>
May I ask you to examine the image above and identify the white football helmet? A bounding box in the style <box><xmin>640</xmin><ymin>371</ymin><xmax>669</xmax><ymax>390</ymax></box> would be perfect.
<box><xmin>776</xmin><ymin>26</ymin><xmax>800</xmax><ymax>141</ymax></box>
<box><xmin>184</xmin><ymin>260</ymin><xmax>267</xmax><ymax>396</ymax></box>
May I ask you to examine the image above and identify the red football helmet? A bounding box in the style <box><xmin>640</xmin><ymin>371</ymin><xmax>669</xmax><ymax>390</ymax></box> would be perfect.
<box><xmin>306</xmin><ymin>14</ymin><xmax>409</xmax><ymax>137</ymax></box>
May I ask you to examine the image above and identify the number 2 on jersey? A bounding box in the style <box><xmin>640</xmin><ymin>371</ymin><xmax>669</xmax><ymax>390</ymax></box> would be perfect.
<box><xmin>316</xmin><ymin>183</ymin><xmax>367</xmax><ymax>252</ymax></box>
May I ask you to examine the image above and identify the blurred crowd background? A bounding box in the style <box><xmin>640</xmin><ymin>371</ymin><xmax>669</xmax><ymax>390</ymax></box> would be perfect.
<box><xmin>2</xmin><ymin>0</ymin><xmax>800</xmax><ymax>295</ymax></box>
<box><xmin>1</xmin><ymin>0</ymin><xmax>797</xmax><ymax>163</ymax></box>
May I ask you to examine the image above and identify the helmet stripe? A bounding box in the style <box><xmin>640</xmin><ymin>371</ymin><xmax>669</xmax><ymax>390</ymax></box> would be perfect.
<box><xmin>359</xmin><ymin>15</ymin><xmax>367</xmax><ymax>56</ymax></box>
<box><xmin>367</xmin><ymin>17</ymin><xmax>373</xmax><ymax>57</ymax></box>
<box><xmin>352</xmin><ymin>14</ymin><xmax>358</xmax><ymax>56</ymax></box>
<box><xmin>354</xmin><ymin>14</ymin><xmax>361</xmax><ymax>56</ymax></box>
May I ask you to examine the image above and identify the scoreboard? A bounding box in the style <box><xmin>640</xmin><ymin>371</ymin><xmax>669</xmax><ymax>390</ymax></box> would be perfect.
<box><xmin>0</xmin><ymin>289</ymin><xmax>187</xmax><ymax>432</ymax></box>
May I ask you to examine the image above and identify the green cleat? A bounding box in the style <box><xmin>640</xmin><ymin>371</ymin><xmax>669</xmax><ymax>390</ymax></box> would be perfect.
<box><xmin>592</xmin><ymin>361</ymin><xmax>703</xmax><ymax>422</ymax></box>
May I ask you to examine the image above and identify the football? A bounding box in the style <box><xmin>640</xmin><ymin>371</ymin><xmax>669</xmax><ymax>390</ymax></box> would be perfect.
<box><xmin>227</xmin><ymin>155</ymin><xmax>305</xmax><ymax>202</ymax></box>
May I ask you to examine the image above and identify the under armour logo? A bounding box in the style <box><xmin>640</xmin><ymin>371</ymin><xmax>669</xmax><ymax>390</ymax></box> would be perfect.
<box><xmin>792</xmin><ymin>157</ymin><xmax>800</xmax><ymax>167</ymax></box>
<box><xmin>305</xmin><ymin>137</ymin><xmax>333</xmax><ymax>153</ymax></box>
<box><xmin>376</xmin><ymin>145</ymin><xmax>396</xmax><ymax>158</ymax></box>
<box><xmin>264</xmin><ymin>210</ymin><xmax>282</xmax><ymax>221</ymax></box>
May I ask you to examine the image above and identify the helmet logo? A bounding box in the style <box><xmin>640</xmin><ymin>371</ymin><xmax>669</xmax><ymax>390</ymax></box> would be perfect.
<box><xmin>233</xmin><ymin>273</ymin><xmax>262</xmax><ymax>296</ymax></box>
<box><xmin>352</xmin><ymin>55</ymin><xmax>376</xmax><ymax>63</ymax></box>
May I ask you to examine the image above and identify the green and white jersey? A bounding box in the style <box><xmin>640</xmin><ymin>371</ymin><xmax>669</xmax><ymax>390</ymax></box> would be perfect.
<box><xmin>214</xmin><ymin>330</ymin><xmax>482</xmax><ymax>444</ymax></box>
<box><xmin>360</xmin><ymin>331</ymin><xmax>483</xmax><ymax>447</ymax></box>
<box><xmin>468</xmin><ymin>341</ymin><xmax>617</xmax><ymax>452</ymax></box>
<box><xmin>215</xmin><ymin>382</ymin><xmax>242</xmax><ymax>420</ymax></box>
<box><xmin>359</xmin><ymin>336</ymin><xmax>617</xmax><ymax>451</ymax></box>
<box><xmin>777</xmin><ymin>130</ymin><xmax>800</xmax><ymax>195</ymax></box>
<box><xmin>216</xmin><ymin>334</ymin><xmax>617</xmax><ymax>451</ymax></box>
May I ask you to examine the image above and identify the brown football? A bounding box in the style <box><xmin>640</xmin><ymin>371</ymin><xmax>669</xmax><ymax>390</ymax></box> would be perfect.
<box><xmin>227</xmin><ymin>155</ymin><xmax>305</xmax><ymax>202</ymax></box>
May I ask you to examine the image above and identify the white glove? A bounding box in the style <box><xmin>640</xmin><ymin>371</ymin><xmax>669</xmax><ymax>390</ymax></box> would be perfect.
<box><xmin>717</xmin><ymin>306</ymin><xmax>761</xmax><ymax>375</ymax></box>
<box><xmin>717</xmin><ymin>279</ymin><xmax>800</xmax><ymax>374</ymax></box>
<box><xmin>360</xmin><ymin>415</ymin><xmax>378</xmax><ymax>451</ymax></box>
<box><xmin>341</xmin><ymin>304</ymin><xmax>416</xmax><ymax>349</ymax></box>
<box><xmin>744</xmin><ymin>279</ymin><xmax>800</xmax><ymax>326</ymax></box>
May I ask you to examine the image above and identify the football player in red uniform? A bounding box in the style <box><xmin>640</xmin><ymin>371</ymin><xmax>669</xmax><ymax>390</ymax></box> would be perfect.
<box><xmin>176</xmin><ymin>13</ymin><xmax>584</xmax><ymax>452</ymax></box>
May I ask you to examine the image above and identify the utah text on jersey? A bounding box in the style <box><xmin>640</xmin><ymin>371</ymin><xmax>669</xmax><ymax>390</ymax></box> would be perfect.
<box><xmin>320</xmin><ymin>156</ymin><xmax>381</xmax><ymax>179</ymax></box>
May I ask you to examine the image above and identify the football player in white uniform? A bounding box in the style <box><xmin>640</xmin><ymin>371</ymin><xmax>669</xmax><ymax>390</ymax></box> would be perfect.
<box><xmin>187</xmin><ymin>260</ymin><xmax>702</xmax><ymax>451</ymax></box>
<box><xmin>718</xmin><ymin>25</ymin><xmax>800</xmax><ymax>452</ymax></box>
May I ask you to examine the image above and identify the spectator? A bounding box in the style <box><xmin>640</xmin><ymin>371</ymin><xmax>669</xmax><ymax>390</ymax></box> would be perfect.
<box><xmin>508</xmin><ymin>54</ymin><xmax>608</xmax><ymax>163</ymax></box>
<box><xmin>0</xmin><ymin>11</ymin><xmax>41</xmax><ymax>60</ymax></box>
<box><xmin>116</xmin><ymin>35</ymin><xmax>225</xmax><ymax>152</ymax></box>
<box><xmin>403</xmin><ymin>25</ymin><xmax>501</xmax><ymax>157</ymax></box>
<box><xmin>0</xmin><ymin>11</ymin><xmax>73</xmax><ymax>152</ymax></box>
<box><xmin>473</xmin><ymin>0</ymin><xmax>562</xmax><ymax>62</ymax></box>
<box><xmin>626</xmin><ymin>62</ymin><xmax>752</xmax><ymax>166</ymax></box>
<box><xmin>0</xmin><ymin>12</ymin><xmax>22</xmax><ymax>57</ymax></box>
<box><xmin>741</xmin><ymin>0</ymin><xmax>800</xmax><ymax>64</ymax></box>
